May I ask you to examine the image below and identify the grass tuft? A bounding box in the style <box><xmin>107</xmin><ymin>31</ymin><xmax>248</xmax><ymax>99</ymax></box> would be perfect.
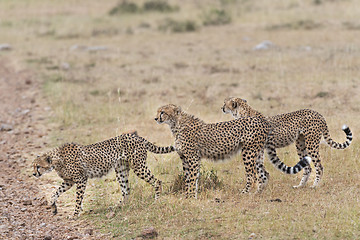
<box><xmin>109</xmin><ymin>0</ymin><xmax>179</xmax><ymax>16</ymax></box>
<box><xmin>143</xmin><ymin>0</ymin><xmax>179</xmax><ymax>13</ymax></box>
<box><xmin>202</xmin><ymin>9</ymin><xmax>232</xmax><ymax>26</ymax></box>
<box><xmin>170</xmin><ymin>167</ymin><xmax>223</xmax><ymax>194</ymax></box>
<box><xmin>266</xmin><ymin>19</ymin><xmax>322</xmax><ymax>31</ymax></box>
<box><xmin>109</xmin><ymin>1</ymin><xmax>140</xmax><ymax>15</ymax></box>
<box><xmin>158</xmin><ymin>18</ymin><xmax>198</xmax><ymax>33</ymax></box>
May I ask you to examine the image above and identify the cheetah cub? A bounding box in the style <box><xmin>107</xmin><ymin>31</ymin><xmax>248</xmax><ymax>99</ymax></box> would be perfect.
<box><xmin>222</xmin><ymin>97</ymin><xmax>352</xmax><ymax>188</ymax></box>
<box><xmin>32</xmin><ymin>132</ymin><xmax>174</xmax><ymax>218</ymax></box>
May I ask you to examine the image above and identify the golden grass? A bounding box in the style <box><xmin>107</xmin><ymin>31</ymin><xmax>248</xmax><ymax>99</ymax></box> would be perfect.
<box><xmin>3</xmin><ymin>0</ymin><xmax>360</xmax><ymax>238</ymax></box>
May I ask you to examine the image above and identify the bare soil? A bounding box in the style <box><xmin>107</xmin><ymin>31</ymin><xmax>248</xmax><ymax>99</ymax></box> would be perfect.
<box><xmin>0</xmin><ymin>58</ymin><xmax>108</xmax><ymax>240</ymax></box>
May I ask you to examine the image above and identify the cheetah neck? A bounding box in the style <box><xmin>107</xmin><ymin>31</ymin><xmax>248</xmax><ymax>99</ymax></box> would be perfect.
<box><xmin>170</xmin><ymin>111</ymin><xmax>204</xmax><ymax>136</ymax></box>
<box><xmin>244</xmin><ymin>105</ymin><xmax>265</xmax><ymax>118</ymax></box>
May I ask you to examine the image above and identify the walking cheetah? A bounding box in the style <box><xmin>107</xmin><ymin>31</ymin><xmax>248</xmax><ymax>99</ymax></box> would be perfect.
<box><xmin>222</xmin><ymin>97</ymin><xmax>352</xmax><ymax>188</ymax></box>
<box><xmin>32</xmin><ymin>132</ymin><xmax>174</xmax><ymax>217</ymax></box>
<box><xmin>154</xmin><ymin>104</ymin><xmax>310</xmax><ymax>198</ymax></box>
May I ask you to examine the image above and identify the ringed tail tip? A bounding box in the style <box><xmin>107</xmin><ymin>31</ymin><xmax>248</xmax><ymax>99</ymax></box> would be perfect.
<box><xmin>304</xmin><ymin>156</ymin><xmax>312</xmax><ymax>165</ymax></box>
<box><xmin>342</xmin><ymin>124</ymin><xmax>349</xmax><ymax>131</ymax></box>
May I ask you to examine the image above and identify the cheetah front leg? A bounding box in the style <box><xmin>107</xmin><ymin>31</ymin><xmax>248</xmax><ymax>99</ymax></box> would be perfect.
<box><xmin>50</xmin><ymin>180</ymin><xmax>74</xmax><ymax>215</ymax></box>
<box><xmin>180</xmin><ymin>155</ymin><xmax>191</xmax><ymax>198</ymax></box>
<box><xmin>72</xmin><ymin>178</ymin><xmax>87</xmax><ymax>218</ymax></box>
<box><xmin>115</xmin><ymin>161</ymin><xmax>130</xmax><ymax>204</ymax></box>
<box><xmin>187</xmin><ymin>157</ymin><xmax>200</xmax><ymax>199</ymax></box>
<box><xmin>241</xmin><ymin>148</ymin><xmax>258</xmax><ymax>194</ymax></box>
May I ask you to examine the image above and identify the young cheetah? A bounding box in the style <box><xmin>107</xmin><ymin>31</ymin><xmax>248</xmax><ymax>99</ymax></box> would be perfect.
<box><xmin>154</xmin><ymin>104</ymin><xmax>310</xmax><ymax>198</ymax></box>
<box><xmin>32</xmin><ymin>132</ymin><xmax>174</xmax><ymax>217</ymax></box>
<box><xmin>222</xmin><ymin>97</ymin><xmax>352</xmax><ymax>188</ymax></box>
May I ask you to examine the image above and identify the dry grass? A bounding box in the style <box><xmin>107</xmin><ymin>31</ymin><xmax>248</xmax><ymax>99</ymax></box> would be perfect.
<box><xmin>3</xmin><ymin>0</ymin><xmax>360</xmax><ymax>238</ymax></box>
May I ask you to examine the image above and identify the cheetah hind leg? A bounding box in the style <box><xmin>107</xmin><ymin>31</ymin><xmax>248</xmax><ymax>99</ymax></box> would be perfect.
<box><xmin>115</xmin><ymin>163</ymin><xmax>130</xmax><ymax>205</ymax></box>
<box><xmin>255</xmin><ymin>149</ymin><xmax>269</xmax><ymax>193</ymax></box>
<box><xmin>133</xmin><ymin>164</ymin><xmax>162</xmax><ymax>200</ymax></box>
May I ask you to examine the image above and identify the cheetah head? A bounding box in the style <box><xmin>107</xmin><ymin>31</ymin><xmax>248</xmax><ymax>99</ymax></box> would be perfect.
<box><xmin>222</xmin><ymin>97</ymin><xmax>248</xmax><ymax>119</ymax></box>
<box><xmin>155</xmin><ymin>104</ymin><xmax>182</xmax><ymax>125</ymax></box>
<box><xmin>32</xmin><ymin>152</ymin><xmax>54</xmax><ymax>178</ymax></box>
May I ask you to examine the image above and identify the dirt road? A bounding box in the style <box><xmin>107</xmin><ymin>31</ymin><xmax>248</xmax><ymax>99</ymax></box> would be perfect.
<box><xmin>0</xmin><ymin>58</ymin><xmax>107</xmax><ymax>239</ymax></box>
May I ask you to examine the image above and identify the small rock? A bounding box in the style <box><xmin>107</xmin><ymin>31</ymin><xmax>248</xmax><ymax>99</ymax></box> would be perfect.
<box><xmin>40</xmin><ymin>223</ymin><xmax>46</xmax><ymax>227</ymax></box>
<box><xmin>253</xmin><ymin>40</ymin><xmax>274</xmax><ymax>51</ymax></box>
<box><xmin>44</xmin><ymin>236</ymin><xmax>52</xmax><ymax>240</ymax></box>
<box><xmin>84</xmin><ymin>228</ymin><xmax>93</xmax><ymax>235</ymax></box>
<box><xmin>23</xmin><ymin>200</ymin><xmax>32</xmax><ymax>205</ymax></box>
<box><xmin>138</xmin><ymin>227</ymin><xmax>158</xmax><ymax>239</ymax></box>
<box><xmin>269</xmin><ymin>198</ymin><xmax>282</xmax><ymax>203</ymax></box>
<box><xmin>39</xmin><ymin>198</ymin><xmax>48</xmax><ymax>206</ymax></box>
<box><xmin>0</xmin><ymin>124</ymin><xmax>13</xmax><ymax>131</ymax></box>
<box><xmin>21</xmin><ymin>109</ymin><xmax>31</xmax><ymax>115</ymax></box>
<box><xmin>249</xmin><ymin>232</ymin><xmax>256</xmax><ymax>239</ymax></box>
<box><xmin>0</xmin><ymin>44</ymin><xmax>12</xmax><ymax>51</ymax></box>
<box><xmin>106</xmin><ymin>211</ymin><xmax>115</xmax><ymax>219</ymax></box>
<box><xmin>61</xmin><ymin>62</ymin><xmax>70</xmax><ymax>70</ymax></box>
<box><xmin>70</xmin><ymin>45</ymin><xmax>86</xmax><ymax>51</ymax></box>
<box><xmin>87</xmin><ymin>46</ymin><xmax>108</xmax><ymax>52</ymax></box>
<box><xmin>20</xmin><ymin>207</ymin><xmax>27</xmax><ymax>212</ymax></box>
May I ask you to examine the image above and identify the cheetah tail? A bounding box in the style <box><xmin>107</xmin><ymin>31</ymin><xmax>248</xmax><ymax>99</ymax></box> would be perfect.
<box><xmin>266</xmin><ymin>145</ymin><xmax>311</xmax><ymax>174</ymax></box>
<box><xmin>140</xmin><ymin>138</ymin><xmax>175</xmax><ymax>154</ymax></box>
<box><xmin>323</xmin><ymin>125</ymin><xmax>352</xmax><ymax>149</ymax></box>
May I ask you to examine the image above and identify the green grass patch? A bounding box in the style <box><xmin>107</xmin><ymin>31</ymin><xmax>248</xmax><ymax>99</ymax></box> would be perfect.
<box><xmin>109</xmin><ymin>0</ymin><xmax>179</xmax><ymax>16</ymax></box>
<box><xmin>202</xmin><ymin>9</ymin><xmax>232</xmax><ymax>26</ymax></box>
<box><xmin>158</xmin><ymin>18</ymin><xmax>198</xmax><ymax>33</ymax></box>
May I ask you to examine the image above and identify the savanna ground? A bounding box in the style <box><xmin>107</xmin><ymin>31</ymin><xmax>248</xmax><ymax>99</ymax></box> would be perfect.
<box><xmin>1</xmin><ymin>0</ymin><xmax>360</xmax><ymax>239</ymax></box>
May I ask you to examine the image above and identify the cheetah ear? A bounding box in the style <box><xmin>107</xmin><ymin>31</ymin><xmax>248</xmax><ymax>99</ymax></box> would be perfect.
<box><xmin>175</xmin><ymin>106</ymin><xmax>182</xmax><ymax>115</ymax></box>
<box><xmin>232</xmin><ymin>101</ymin><xmax>238</xmax><ymax>109</ymax></box>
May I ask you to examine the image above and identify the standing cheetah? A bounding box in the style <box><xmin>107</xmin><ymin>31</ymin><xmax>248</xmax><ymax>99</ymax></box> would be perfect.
<box><xmin>222</xmin><ymin>97</ymin><xmax>352</xmax><ymax>188</ymax></box>
<box><xmin>32</xmin><ymin>132</ymin><xmax>174</xmax><ymax>217</ymax></box>
<box><xmin>154</xmin><ymin>104</ymin><xmax>310</xmax><ymax>198</ymax></box>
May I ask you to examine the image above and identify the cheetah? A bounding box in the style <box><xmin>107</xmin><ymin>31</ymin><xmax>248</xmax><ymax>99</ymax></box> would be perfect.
<box><xmin>32</xmin><ymin>132</ymin><xmax>174</xmax><ymax>217</ymax></box>
<box><xmin>222</xmin><ymin>97</ymin><xmax>353</xmax><ymax>188</ymax></box>
<box><xmin>154</xmin><ymin>104</ymin><xmax>310</xmax><ymax>198</ymax></box>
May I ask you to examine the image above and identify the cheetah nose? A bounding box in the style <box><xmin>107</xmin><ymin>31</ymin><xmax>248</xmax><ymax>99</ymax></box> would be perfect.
<box><xmin>33</xmin><ymin>173</ymin><xmax>36</xmax><ymax>176</ymax></box>
<box><xmin>154</xmin><ymin>117</ymin><xmax>158</xmax><ymax>121</ymax></box>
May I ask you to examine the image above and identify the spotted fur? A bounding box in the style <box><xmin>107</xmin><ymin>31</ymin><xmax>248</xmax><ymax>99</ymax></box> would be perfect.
<box><xmin>222</xmin><ymin>97</ymin><xmax>352</xmax><ymax>188</ymax></box>
<box><xmin>32</xmin><ymin>132</ymin><xmax>174</xmax><ymax>217</ymax></box>
<box><xmin>154</xmin><ymin>104</ymin><xmax>309</xmax><ymax>198</ymax></box>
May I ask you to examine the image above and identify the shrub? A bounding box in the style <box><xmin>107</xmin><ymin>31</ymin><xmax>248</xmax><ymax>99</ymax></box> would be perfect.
<box><xmin>108</xmin><ymin>1</ymin><xmax>140</xmax><ymax>15</ymax></box>
<box><xmin>109</xmin><ymin>0</ymin><xmax>179</xmax><ymax>16</ymax></box>
<box><xmin>170</xmin><ymin>168</ymin><xmax>223</xmax><ymax>194</ymax></box>
<box><xmin>203</xmin><ymin>9</ymin><xmax>232</xmax><ymax>26</ymax></box>
<box><xmin>266</xmin><ymin>19</ymin><xmax>322</xmax><ymax>31</ymax></box>
<box><xmin>158</xmin><ymin>18</ymin><xmax>198</xmax><ymax>33</ymax></box>
<box><xmin>143</xmin><ymin>0</ymin><xmax>179</xmax><ymax>13</ymax></box>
